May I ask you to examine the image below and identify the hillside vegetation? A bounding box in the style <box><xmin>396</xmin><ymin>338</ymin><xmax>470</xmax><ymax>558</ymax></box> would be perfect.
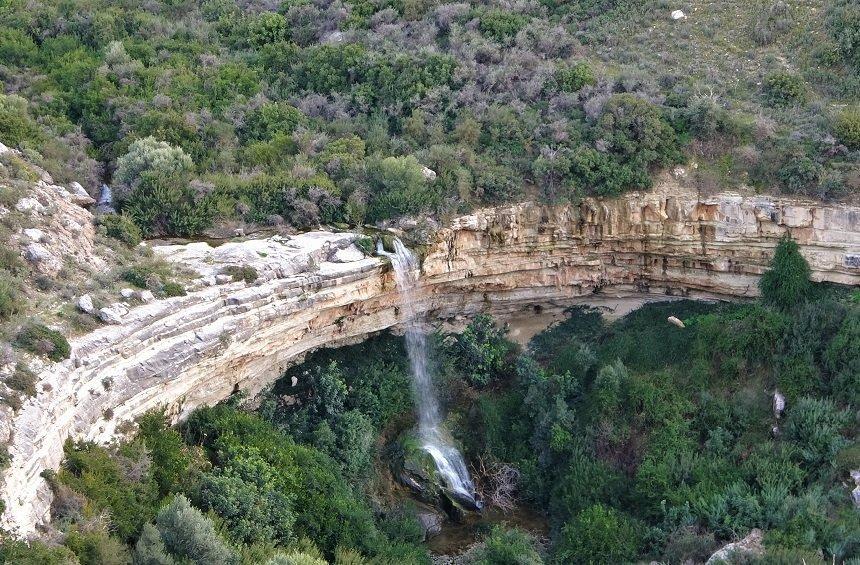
<box><xmin>0</xmin><ymin>0</ymin><xmax>858</xmax><ymax>237</ymax></box>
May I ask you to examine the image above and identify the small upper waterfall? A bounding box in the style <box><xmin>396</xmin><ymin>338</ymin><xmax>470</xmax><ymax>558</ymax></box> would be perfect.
<box><xmin>379</xmin><ymin>238</ymin><xmax>478</xmax><ymax>509</ymax></box>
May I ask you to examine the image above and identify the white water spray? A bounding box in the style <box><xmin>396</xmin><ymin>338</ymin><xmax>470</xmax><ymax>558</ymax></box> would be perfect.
<box><xmin>379</xmin><ymin>238</ymin><xmax>478</xmax><ymax>508</ymax></box>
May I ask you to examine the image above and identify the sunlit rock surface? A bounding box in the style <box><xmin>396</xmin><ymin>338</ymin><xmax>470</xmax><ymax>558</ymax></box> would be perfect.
<box><xmin>2</xmin><ymin>174</ymin><xmax>859</xmax><ymax>535</ymax></box>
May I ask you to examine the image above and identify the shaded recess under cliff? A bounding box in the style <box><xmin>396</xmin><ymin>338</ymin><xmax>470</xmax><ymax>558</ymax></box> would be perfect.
<box><xmin>2</xmin><ymin>174</ymin><xmax>859</xmax><ymax>536</ymax></box>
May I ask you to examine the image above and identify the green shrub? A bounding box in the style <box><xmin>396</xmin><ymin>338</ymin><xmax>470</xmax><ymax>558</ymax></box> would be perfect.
<box><xmin>472</xmin><ymin>526</ymin><xmax>543</xmax><ymax>564</ymax></box>
<box><xmin>759</xmin><ymin>237</ymin><xmax>812</xmax><ymax>309</ymax></box>
<box><xmin>64</xmin><ymin>529</ymin><xmax>130</xmax><ymax>565</ymax></box>
<box><xmin>555</xmin><ymin>504</ymin><xmax>642</xmax><ymax>564</ymax></box>
<box><xmin>6</xmin><ymin>362</ymin><xmax>37</xmax><ymax>397</ymax></box>
<box><xmin>0</xmin><ymin>539</ymin><xmax>79</xmax><ymax>564</ymax></box>
<box><xmin>163</xmin><ymin>282</ymin><xmax>186</xmax><ymax>297</ymax></box>
<box><xmin>14</xmin><ymin>323</ymin><xmax>71</xmax><ymax>361</ymax></box>
<box><xmin>763</xmin><ymin>72</ymin><xmax>807</xmax><ymax>106</ymax></box>
<box><xmin>223</xmin><ymin>265</ymin><xmax>259</xmax><ymax>284</ymax></box>
<box><xmin>823</xmin><ymin>307</ymin><xmax>860</xmax><ymax>404</ymax></box>
<box><xmin>833</xmin><ymin>106</ymin><xmax>860</xmax><ymax>150</ymax></box>
<box><xmin>826</xmin><ymin>0</ymin><xmax>860</xmax><ymax>69</ymax></box>
<box><xmin>452</xmin><ymin>315</ymin><xmax>512</xmax><ymax>388</ymax></box>
<box><xmin>556</xmin><ymin>62</ymin><xmax>596</xmax><ymax>92</ymax></box>
<box><xmin>479</xmin><ymin>10</ymin><xmax>528</xmax><ymax>42</ymax></box>
<box><xmin>98</xmin><ymin>213</ymin><xmax>143</xmax><ymax>246</ymax></box>
<box><xmin>0</xmin><ymin>94</ymin><xmax>44</xmax><ymax>148</ymax></box>
<box><xmin>155</xmin><ymin>495</ymin><xmax>236</xmax><ymax>564</ymax></box>
<box><xmin>366</xmin><ymin>155</ymin><xmax>439</xmax><ymax>221</ymax></box>
<box><xmin>114</xmin><ymin>137</ymin><xmax>194</xmax><ymax>198</ymax></box>
<box><xmin>778</xmin><ymin>156</ymin><xmax>822</xmax><ymax>195</ymax></box>
<box><xmin>0</xmin><ymin>274</ymin><xmax>22</xmax><ymax>320</ymax></box>
<box><xmin>784</xmin><ymin>397</ymin><xmax>851</xmax><ymax>467</ymax></box>
<box><xmin>59</xmin><ymin>440</ymin><xmax>160</xmax><ymax>541</ymax></box>
<box><xmin>243</xmin><ymin>102</ymin><xmax>304</xmax><ymax>142</ymax></box>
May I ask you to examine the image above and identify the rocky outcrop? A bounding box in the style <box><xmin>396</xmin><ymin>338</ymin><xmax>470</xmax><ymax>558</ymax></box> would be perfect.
<box><xmin>2</xmin><ymin>175</ymin><xmax>859</xmax><ymax>536</ymax></box>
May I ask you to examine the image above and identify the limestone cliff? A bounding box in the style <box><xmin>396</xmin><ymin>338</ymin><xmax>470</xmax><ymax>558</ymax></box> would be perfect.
<box><xmin>2</xmin><ymin>174</ymin><xmax>859</xmax><ymax>536</ymax></box>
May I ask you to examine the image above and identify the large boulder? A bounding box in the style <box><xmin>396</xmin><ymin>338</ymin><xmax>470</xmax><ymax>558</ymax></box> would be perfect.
<box><xmin>706</xmin><ymin>529</ymin><xmax>764</xmax><ymax>564</ymax></box>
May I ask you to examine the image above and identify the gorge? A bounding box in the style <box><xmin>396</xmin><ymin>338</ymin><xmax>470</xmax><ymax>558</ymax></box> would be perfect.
<box><xmin>2</xmin><ymin>173</ymin><xmax>860</xmax><ymax>537</ymax></box>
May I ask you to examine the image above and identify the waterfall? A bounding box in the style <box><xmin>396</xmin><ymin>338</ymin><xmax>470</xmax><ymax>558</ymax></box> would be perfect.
<box><xmin>379</xmin><ymin>238</ymin><xmax>479</xmax><ymax>509</ymax></box>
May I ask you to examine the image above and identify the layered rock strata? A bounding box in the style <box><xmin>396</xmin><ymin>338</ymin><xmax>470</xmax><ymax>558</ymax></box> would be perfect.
<box><xmin>3</xmin><ymin>176</ymin><xmax>859</xmax><ymax>535</ymax></box>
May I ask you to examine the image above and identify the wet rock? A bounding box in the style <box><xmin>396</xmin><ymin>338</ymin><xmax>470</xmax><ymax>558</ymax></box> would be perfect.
<box><xmin>416</xmin><ymin>506</ymin><xmax>444</xmax><ymax>541</ymax></box>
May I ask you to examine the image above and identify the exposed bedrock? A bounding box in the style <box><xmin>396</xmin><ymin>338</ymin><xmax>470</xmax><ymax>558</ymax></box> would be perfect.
<box><xmin>3</xmin><ymin>176</ymin><xmax>859</xmax><ymax>535</ymax></box>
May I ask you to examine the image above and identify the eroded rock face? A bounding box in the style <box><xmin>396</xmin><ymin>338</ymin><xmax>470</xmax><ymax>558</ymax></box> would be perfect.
<box><xmin>2</xmin><ymin>176</ymin><xmax>859</xmax><ymax>536</ymax></box>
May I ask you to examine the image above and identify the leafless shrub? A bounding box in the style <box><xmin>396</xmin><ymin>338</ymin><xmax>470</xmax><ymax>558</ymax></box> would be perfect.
<box><xmin>472</xmin><ymin>455</ymin><xmax>520</xmax><ymax>513</ymax></box>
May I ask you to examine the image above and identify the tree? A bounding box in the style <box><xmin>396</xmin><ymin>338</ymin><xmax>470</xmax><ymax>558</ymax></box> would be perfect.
<box><xmin>759</xmin><ymin>236</ymin><xmax>812</xmax><ymax>309</ymax></box>
<box><xmin>366</xmin><ymin>155</ymin><xmax>438</xmax><ymax>221</ymax></box>
<box><xmin>155</xmin><ymin>495</ymin><xmax>235</xmax><ymax>565</ymax></box>
<box><xmin>134</xmin><ymin>523</ymin><xmax>175</xmax><ymax>565</ymax></box>
<box><xmin>114</xmin><ymin>137</ymin><xmax>193</xmax><ymax>199</ymax></box>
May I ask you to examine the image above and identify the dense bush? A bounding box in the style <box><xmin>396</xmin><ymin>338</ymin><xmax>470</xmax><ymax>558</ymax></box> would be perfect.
<box><xmin>114</xmin><ymin>137</ymin><xmax>194</xmax><ymax>199</ymax></box>
<box><xmin>555</xmin><ymin>504</ymin><xmax>642</xmax><ymax>564</ymax></box>
<box><xmin>14</xmin><ymin>323</ymin><xmax>71</xmax><ymax>361</ymax></box>
<box><xmin>759</xmin><ymin>237</ymin><xmax>812</xmax><ymax>309</ymax></box>
<box><xmin>472</xmin><ymin>526</ymin><xmax>543</xmax><ymax>564</ymax></box>
<box><xmin>833</xmin><ymin>106</ymin><xmax>860</xmax><ymax>149</ymax></box>
<box><xmin>97</xmin><ymin>213</ymin><xmax>142</xmax><ymax>246</ymax></box>
<box><xmin>763</xmin><ymin>72</ymin><xmax>807</xmax><ymax>106</ymax></box>
<box><xmin>452</xmin><ymin>315</ymin><xmax>512</xmax><ymax>388</ymax></box>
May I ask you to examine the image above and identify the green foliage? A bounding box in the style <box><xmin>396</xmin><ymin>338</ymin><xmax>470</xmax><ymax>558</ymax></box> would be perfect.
<box><xmin>114</xmin><ymin>137</ymin><xmax>194</xmax><ymax>198</ymax></box>
<box><xmin>243</xmin><ymin>103</ymin><xmax>304</xmax><ymax>142</ymax></box>
<box><xmin>366</xmin><ymin>155</ymin><xmax>438</xmax><ymax>221</ymax></box>
<box><xmin>58</xmin><ymin>440</ymin><xmax>159</xmax><ymax>541</ymax></box>
<box><xmin>0</xmin><ymin>274</ymin><xmax>22</xmax><ymax>321</ymax></box>
<box><xmin>783</xmin><ymin>397</ymin><xmax>850</xmax><ymax>467</ymax></box>
<box><xmin>0</xmin><ymin>94</ymin><xmax>44</xmax><ymax>148</ymax></box>
<box><xmin>222</xmin><ymin>265</ymin><xmax>259</xmax><ymax>284</ymax></box>
<box><xmin>452</xmin><ymin>314</ymin><xmax>512</xmax><ymax>388</ymax></box>
<box><xmin>826</xmin><ymin>0</ymin><xmax>860</xmax><ymax>70</ymax></box>
<box><xmin>0</xmin><ymin>539</ymin><xmax>78</xmax><ymax>564</ymax></box>
<box><xmin>833</xmin><ymin>106</ymin><xmax>860</xmax><ymax>150</ymax></box>
<box><xmin>155</xmin><ymin>495</ymin><xmax>236</xmax><ymax>564</ymax></box>
<box><xmin>556</xmin><ymin>62</ymin><xmax>596</xmax><ymax>92</ymax></box>
<box><xmin>136</xmin><ymin>411</ymin><xmax>193</xmax><ymax>497</ymax></box>
<box><xmin>763</xmin><ymin>72</ymin><xmax>807</xmax><ymax>106</ymax></box>
<box><xmin>759</xmin><ymin>237</ymin><xmax>812</xmax><ymax>310</ymax></box>
<box><xmin>123</xmin><ymin>172</ymin><xmax>214</xmax><ymax>237</ymax></box>
<box><xmin>472</xmin><ymin>526</ymin><xmax>543</xmax><ymax>564</ymax></box>
<box><xmin>98</xmin><ymin>213</ymin><xmax>143</xmax><ymax>246</ymax></box>
<box><xmin>479</xmin><ymin>11</ymin><xmax>528</xmax><ymax>42</ymax></box>
<box><xmin>555</xmin><ymin>504</ymin><xmax>642</xmax><ymax>564</ymax></box>
<box><xmin>64</xmin><ymin>528</ymin><xmax>130</xmax><ymax>565</ymax></box>
<box><xmin>14</xmin><ymin>323</ymin><xmax>71</xmax><ymax>361</ymax></box>
<box><xmin>6</xmin><ymin>362</ymin><xmax>37</xmax><ymax>397</ymax></box>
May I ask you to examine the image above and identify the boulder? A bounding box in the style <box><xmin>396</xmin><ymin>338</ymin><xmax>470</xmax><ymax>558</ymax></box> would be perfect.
<box><xmin>773</xmin><ymin>391</ymin><xmax>785</xmax><ymax>418</ymax></box>
<box><xmin>671</xmin><ymin>9</ymin><xmax>686</xmax><ymax>20</ymax></box>
<box><xmin>15</xmin><ymin>197</ymin><xmax>45</xmax><ymax>215</ymax></box>
<box><xmin>68</xmin><ymin>182</ymin><xmax>95</xmax><ymax>207</ymax></box>
<box><xmin>138</xmin><ymin>290</ymin><xmax>155</xmax><ymax>303</ymax></box>
<box><xmin>706</xmin><ymin>529</ymin><xmax>764</xmax><ymax>564</ymax></box>
<box><xmin>77</xmin><ymin>295</ymin><xmax>95</xmax><ymax>315</ymax></box>
<box><xmin>415</xmin><ymin>506</ymin><xmax>445</xmax><ymax>541</ymax></box>
<box><xmin>23</xmin><ymin>243</ymin><xmax>61</xmax><ymax>272</ymax></box>
<box><xmin>215</xmin><ymin>274</ymin><xmax>233</xmax><ymax>285</ymax></box>
<box><xmin>98</xmin><ymin>304</ymin><xmax>128</xmax><ymax>325</ymax></box>
<box><xmin>421</xmin><ymin>166</ymin><xmax>437</xmax><ymax>180</ymax></box>
<box><xmin>667</xmin><ymin>315</ymin><xmax>685</xmax><ymax>328</ymax></box>
<box><xmin>332</xmin><ymin>245</ymin><xmax>365</xmax><ymax>263</ymax></box>
<box><xmin>120</xmin><ymin>288</ymin><xmax>136</xmax><ymax>299</ymax></box>
<box><xmin>23</xmin><ymin>228</ymin><xmax>45</xmax><ymax>242</ymax></box>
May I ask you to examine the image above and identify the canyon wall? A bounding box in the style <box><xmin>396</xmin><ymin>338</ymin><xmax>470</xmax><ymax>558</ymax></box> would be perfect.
<box><xmin>3</xmin><ymin>175</ymin><xmax>859</xmax><ymax>536</ymax></box>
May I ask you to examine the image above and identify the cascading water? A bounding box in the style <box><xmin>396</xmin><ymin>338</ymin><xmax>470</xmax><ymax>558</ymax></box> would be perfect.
<box><xmin>379</xmin><ymin>238</ymin><xmax>479</xmax><ymax>509</ymax></box>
